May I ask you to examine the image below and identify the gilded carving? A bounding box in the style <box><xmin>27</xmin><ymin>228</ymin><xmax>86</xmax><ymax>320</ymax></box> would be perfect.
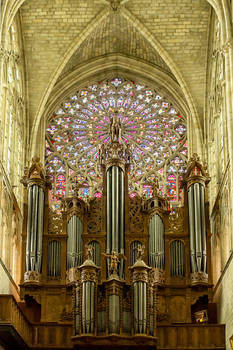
<box><xmin>24</xmin><ymin>271</ymin><xmax>41</xmax><ymax>283</ymax></box>
<box><xmin>191</xmin><ymin>272</ymin><xmax>208</xmax><ymax>285</ymax></box>
<box><xmin>149</xmin><ymin>268</ymin><xmax>165</xmax><ymax>286</ymax></box>
<box><xmin>129</xmin><ymin>196</ymin><xmax>144</xmax><ymax>233</ymax></box>
<box><xmin>87</xmin><ymin>198</ymin><xmax>102</xmax><ymax>234</ymax></box>
<box><xmin>132</xmin><ymin>271</ymin><xmax>148</xmax><ymax>283</ymax></box>
<box><xmin>167</xmin><ymin>207</ymin><xmax>184</xmax><ymax>233</ymax></box>
<box><xmin>48</xmin><ymin>209</ymin><xmax>63</xmax><ymax>234</ymax></box>
<box><xmin>81</xmin><ymin>271</ymin><xmax>98</xmax><ymax>283</ymax></box>
<box><xmin>66</xmin><ymin>267</ymin><xmax>80</xmax><ymax>284</ymax></box>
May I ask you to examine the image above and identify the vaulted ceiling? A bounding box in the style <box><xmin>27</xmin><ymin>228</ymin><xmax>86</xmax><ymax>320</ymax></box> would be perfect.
<box><xmin>19</xmin><ymin>0</ymin><xmax>210</xmax><ymax>132</ymax></box>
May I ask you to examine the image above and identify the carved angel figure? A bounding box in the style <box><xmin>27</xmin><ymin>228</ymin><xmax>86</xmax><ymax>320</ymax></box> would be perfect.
<box><xmin>102</xmin><ymin>250</ymin><xmax>126</xmax><ymax>275</ymax></box>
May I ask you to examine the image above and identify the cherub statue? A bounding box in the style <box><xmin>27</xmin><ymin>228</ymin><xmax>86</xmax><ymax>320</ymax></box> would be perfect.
<box><xmin>134</xmin><ymin>244</ymin><xmax>145</xmax><ymax>261</ymax></box>
<box><xmin>85</xmin><ymin>244</ymin><xmax>94</xmax><ymax>261</ymax></box>
<box><xmin>102</xmin><ymin>250</ymin><xmax>126</xmax><ymax>276</ymax></box>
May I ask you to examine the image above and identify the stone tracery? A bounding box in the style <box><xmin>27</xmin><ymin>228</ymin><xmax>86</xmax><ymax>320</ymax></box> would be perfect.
<box><xmin>45</xmin><ymin>76</ymin><xmax>187</xmax><ymax>209</ymax></box>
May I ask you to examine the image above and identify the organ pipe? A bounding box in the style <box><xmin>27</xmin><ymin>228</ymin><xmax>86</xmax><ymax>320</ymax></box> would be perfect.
<box><xmin>149</xmin><ymin>214</ymin><xmax>164</xmax><ymax>269</ymax></box>
<box><xmin>188</xmin><ymin>183</ymin><xmax>207</xmax><ymax>273</ymax></box>
<box><xmin>48</xmin><ymin>241</ymin><xmax>61</xmax><ymax>277</ymax></box>
<box><xmin>26</xmin><ymin>184</ymin><xmax>45</xmax><ymax>273</ymax></box>
<box><xmin>80</xmin><ymin>261</ymin><xmax>98</xmax><ymax>334</ymax></box>
<box><xmin>106</xmin><ymin>165</ymin><xmax>124</xmax><ymax>277</ymax></box>
<box><xmin>133</xmin><ymin>281</ymin><xmax>147</xmax><ymax>334</ymax></box>
<box><xmin>67</xmin><ymin>215</ymin><xmax>83</xmax><ymax>269</ymax></box>
<box><xmin>170</xmin><ymin>240</ymin><xmax>185</xmax><ymax>277</ymax></box>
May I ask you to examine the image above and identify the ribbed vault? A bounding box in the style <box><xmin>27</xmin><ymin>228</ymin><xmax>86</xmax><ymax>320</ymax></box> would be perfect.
<box><xmin>59</xmin><ymin>12</ymin><xmax>175</xmax><ymax>81</ymax></box>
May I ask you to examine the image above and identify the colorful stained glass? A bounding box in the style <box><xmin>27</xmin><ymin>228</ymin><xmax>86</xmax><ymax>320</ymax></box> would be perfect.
<box><xmin>56</xmin><ymin>174</ymin><xmax>66</xmax><ymax>197</ymax></box>
<box><xmin>45</xmin><ymin>77</ymin><xmax>187</xmax><ymax>206</ymax></box>
<box><xmin>167</xmin><ymin>174</ymin><xmax>177</xmax><ymax>202</ymax></box>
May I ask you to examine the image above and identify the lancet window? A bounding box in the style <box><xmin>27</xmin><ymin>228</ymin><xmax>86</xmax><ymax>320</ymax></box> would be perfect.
<box><xmin>45</xmin><ymin>77</ymin><xmax>187</xmax><ymax>209</ymax></box>
<box><xmin>0</xmin><ymin>18</ymin><xmax>25</xmax><ymax>208</ymax></box>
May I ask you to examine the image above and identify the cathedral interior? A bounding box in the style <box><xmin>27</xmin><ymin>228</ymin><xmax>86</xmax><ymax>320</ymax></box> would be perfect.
<box><xmin>0</xmin><ymin>0</ymin><xmax>233</xmax><ymax>349</ymax></box>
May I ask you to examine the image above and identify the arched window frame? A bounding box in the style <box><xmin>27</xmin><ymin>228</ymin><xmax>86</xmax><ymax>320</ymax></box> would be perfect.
<box><xmin>45</xmin><ymin>77</ymin><xmax>187</xmax><ymax>210</ymax></box>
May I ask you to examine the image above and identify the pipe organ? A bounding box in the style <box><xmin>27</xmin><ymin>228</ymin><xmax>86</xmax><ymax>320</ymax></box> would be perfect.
<box><xmin>21</xmin><ymin>157</ymin><xmax>49</xmax><ymax>282</ymax></box>
<box><xmin>184</xmin><ymin>154</ymin><xmax>210</xmax><ymax>284</ymax></box>
<box><xmin>19</xmin><ymin>153</ymin><xmax>216</xmax><ymax>350</ymax></box>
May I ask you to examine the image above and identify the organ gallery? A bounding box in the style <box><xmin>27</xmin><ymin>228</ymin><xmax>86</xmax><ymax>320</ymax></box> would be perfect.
<box><xmin>1</xmin><ymin>2</ymin><xmax>233</xmax><ymax>349</ymax></box>
<box><xmin>15</xmin><ymin>78</ymin><xmax>225</xmax><ymax>348</ymax></box>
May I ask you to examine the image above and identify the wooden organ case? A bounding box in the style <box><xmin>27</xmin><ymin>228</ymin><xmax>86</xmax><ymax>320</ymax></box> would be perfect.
<box><xmin>19</xmin><ymin>146</ymin><xmax>222</xmax><ymax>350</ymax></box>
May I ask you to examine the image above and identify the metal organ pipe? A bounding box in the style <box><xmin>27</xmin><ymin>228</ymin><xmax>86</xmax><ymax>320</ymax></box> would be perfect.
<box><xmin>67</xmin><ymin>215</ymin><xmax>83</xmax><ymax>269</ymax></box>
<box><xmin>106</xmin><ymin>166</ymin><xmax>124</xmax><ymax>277</ymax></box>
<box><xmin>26</xmin><ymin>186</ymin><xmax>32</xmax><ymax>272</ymax></box>
<box><xmin>133</xmin><ymin>280</ymin><xmax>147</xmax><ymax>334</ymax></box>
<box><xmin>149</xmin><ymin>214</ymin><xmax>165</xmax><ymax>269</ymax></box>
<box><xmin>188</xmin><ymin>183</ymin><xmax>207</xmax><ymax>273</ymax></box>
<box><xmin>188</xmin><ymin>185</ymin><xmax>196</xmax><ymax>272</ymax></box>
<box><xmin>48</xmin><ymin>241</ymin><xmax>61</xmax><ymax>277</ymax></box>
<box><xmin>200</xmin><ymin>185</ymin><xmax>207</xmax><ymax>273</ymax></box>
<box><xmin>111</xmin><ymin>166</ymin><xmax>116</xmax><ymax>251</ymax></box>
<box><xmin>26</xmin><ymin>184</ymin><xmax>45</xmax><ymax>273</ymax></box>
<box><xmin>80</xmin><ymin>268</ymin><xmax>98</xmax><ymax>334</ymax></box>
<box><xmin>37</xmin><ymin>188</ymin><xmax>44</xmax><ymax>272</ymax></box>
<box><xmin>194</xmin><ymin>183</ymin><xmax>202</xmax><ymax>271</ymax></box>
<box><xmin>170</xmin><ymin>240</ymin><xmax>185</xmax><ymax>277</ymax></box>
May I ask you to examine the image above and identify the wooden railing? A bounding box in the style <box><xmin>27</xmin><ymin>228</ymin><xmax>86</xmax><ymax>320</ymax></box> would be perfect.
<box><xmin>157</xmin><ymin>324</ymin><xmax>225</xmax><ymax>349</ymax></box>
<box><xmin>0</xmin><ymin>295</ymin><xmax>32</xmax><ymax>346</ymax></box>
<box><xmin>0</xmin><ymin>295</ymin><xmax>226</xmax><ymax>349</ymax></box>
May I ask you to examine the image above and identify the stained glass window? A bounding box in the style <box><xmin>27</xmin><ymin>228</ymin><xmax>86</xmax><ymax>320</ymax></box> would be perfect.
<box><xmin>45</xmin><ymin>77</ymin><xmax>187</xmax><ymax>208</ymax></box>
